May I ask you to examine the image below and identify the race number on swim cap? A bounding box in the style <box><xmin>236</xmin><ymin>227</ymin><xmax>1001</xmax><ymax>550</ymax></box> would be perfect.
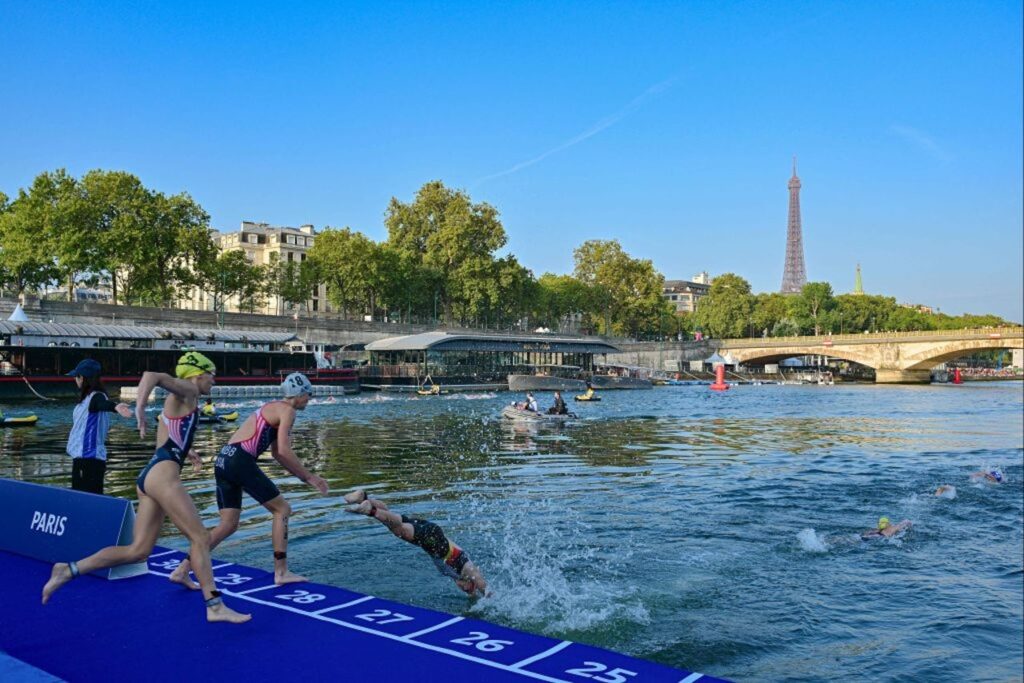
<box><xmin>176</xmin><ymin>351</ymin><xmax>217</xmax><ymax>379</ymax></box>
<box><xmin>282</xmin><ymin>372</ymin><xmax>313</xmax><ymax>397</ymax></box>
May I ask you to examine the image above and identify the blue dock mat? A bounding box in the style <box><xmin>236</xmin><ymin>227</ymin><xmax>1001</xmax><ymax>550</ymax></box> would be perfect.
<box><xmin>0</xmin><ymin>546</ymin><xmax>724</xmax><ymax>683</ymax></box>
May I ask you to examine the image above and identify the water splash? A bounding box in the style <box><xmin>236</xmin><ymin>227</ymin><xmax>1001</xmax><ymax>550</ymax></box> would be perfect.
<box><xmin>471</xmin><ymin>497</ymin><xmax>650</xmax><ymax>632</ymax></box>
<box><xmin>797</xmin><ymin>528</ymin><xmax>830</xmax><ymax>553</ymax></box>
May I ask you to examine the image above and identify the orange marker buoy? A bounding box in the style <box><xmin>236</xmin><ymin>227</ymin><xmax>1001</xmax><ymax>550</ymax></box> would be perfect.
<box><xmin>952</xmin><ymin>367</ymin><xmax>963</xmax><ymax>384</ymax></box>
<box><xmin>710</xmin><ymin>364</ymin><xmax>729</xmax><ymax>391</ymax></box>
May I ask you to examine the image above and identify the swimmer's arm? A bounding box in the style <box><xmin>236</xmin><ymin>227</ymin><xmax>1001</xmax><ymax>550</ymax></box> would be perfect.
<box><xmin>134</xmin><ymin>372</ymin><xmax>199</xmax><ymax>437</ymax></box>
<box><xmin>271</xmin><ymin>410</ymin><xmax>328</xmax><ymax>494</ymax></box>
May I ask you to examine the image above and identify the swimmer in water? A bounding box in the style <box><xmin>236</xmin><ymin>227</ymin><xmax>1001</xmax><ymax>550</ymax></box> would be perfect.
<box><xmin>970</xmin><ymin>469</ymin><xmax>1004</xmax><ymax>484</ymax></box>
<box><xmin>42</xmin><ymin>352</ymin><xmax>250</xmax><ymax>623</ymax></box>
<box><xmin>169</xmin><ymin>372</ymin><xmax>328</xmax><ymax>588</ymax></box>
<box><xmin>935</xmin><ymin>484</ymin><xmax>957</xmax><ymax>499</ymax></box>
<box><xmin>344</xmin><ymin>490</ymin><xmax>488</xmax><ymax>597</ymax></box>
<box><xmin>861</xmin><ymin>516</ymin><xmax>912</xmax><ymax>540</ymax></box>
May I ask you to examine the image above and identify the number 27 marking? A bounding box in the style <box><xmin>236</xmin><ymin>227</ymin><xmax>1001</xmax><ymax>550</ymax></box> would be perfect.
<box><xmin>354</xmin><ymin>608</ymin><xmax>414</xmax><ymax>625</ymax></box>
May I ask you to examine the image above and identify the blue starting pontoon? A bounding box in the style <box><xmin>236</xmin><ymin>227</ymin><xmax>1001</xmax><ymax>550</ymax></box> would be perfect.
<box><xmin>0</xmin><ymin>546</ymin><xmax>724</xmax><ymax>683</ymax></box>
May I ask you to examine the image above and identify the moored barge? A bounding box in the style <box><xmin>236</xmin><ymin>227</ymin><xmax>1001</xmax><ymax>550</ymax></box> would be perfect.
<box><xmin>0</xmin><ymin>320</ymin><xmax>358</xmax><ymax>400</ymax></box>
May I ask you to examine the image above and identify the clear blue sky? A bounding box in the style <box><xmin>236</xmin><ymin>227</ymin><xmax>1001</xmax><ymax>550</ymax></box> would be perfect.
<box><xmin>2</xmin><ymin>1</ymin><xmax>1021</xmax><ymax>320</ymax></box>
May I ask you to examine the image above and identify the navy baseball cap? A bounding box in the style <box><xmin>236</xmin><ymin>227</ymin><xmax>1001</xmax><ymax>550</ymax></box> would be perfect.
<box><xmin>67</xmin><ymin>359</ymin><xmax>102</xmax><ymax>378</ymax></box>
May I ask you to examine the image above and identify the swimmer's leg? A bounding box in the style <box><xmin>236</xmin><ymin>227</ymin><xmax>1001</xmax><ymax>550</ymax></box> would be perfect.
<box><xmin>43</xmin><ymin>488</ymin><xmax>164</xmax><ymax>604</ymax></box>
<box><xmin>145</xmin><ymin>464</ymin><xmax>250</xmax><ymax>624</ymax></box>
<box><xmin>264</xmin><ymin>495</ymin><xmax>306</xmax><ymax>585</ymax></box>
<box><xmin>169</xmin><ymin>508</ymin><xmax>240</xmax><ymax>590</ymax></box>
<box><xmin>346</xmin><ymin>499</ymin><xmax>414</xmax><ymax>542</ymax></box>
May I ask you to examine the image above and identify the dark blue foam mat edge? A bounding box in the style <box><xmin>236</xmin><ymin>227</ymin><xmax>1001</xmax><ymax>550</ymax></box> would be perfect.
<box><xmin>0</xmin><ymin>546</ymin><xmax>727</xmax><ymax>683</ymax></box>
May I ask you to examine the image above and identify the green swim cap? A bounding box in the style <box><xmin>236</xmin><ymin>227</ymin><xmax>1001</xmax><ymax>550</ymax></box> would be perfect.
<box><xmin>878</xmin><ymin>517</ymin><xmax>890</xmax><ymax>530</ymax></box>
<box><xmin>176</xmin><ymin>351</ymin><xmax>216</xmax><ymax>379</ymax></box>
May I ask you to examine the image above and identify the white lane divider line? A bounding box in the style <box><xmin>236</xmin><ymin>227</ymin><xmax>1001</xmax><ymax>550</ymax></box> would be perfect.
<box><xmin>210</xmin><ymin>563</ymin><xmax>235</xmax><ymax>571</ymax></box>
<box><xmin>678</xmin><ymin>674</ymin><xmax>704</xmax><ymax>683</ymax></box>
<box><xmin>147</xmin><ymin>549</ymin><xmax>178</xmax><ymax>559</ymax></box>
<box><xmin>235</xmin><ymin>583</ymin><xmax>282</xmax><ymax>596</ymax></box>
<box><xmin>511</xmin><ymin>641</ymin><xmax>571</xmax><ymax>669</ymax></box>
<box><xmin>312</xmin><ymin>595</ymin><xmax>374</xmax><ymax>615</ymax></box>
<box><xmin>403</xmin><ymin>616</ymin><xmax>464</xmax><ymax>639</ymax></box>
<box><xmin>232</xmin><ymin>591</ymin><xmax>573</xmax><ymax>683</ymax></box>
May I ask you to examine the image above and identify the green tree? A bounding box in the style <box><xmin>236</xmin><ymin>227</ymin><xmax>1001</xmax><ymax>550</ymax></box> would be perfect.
<box><xmin>833</xmin><ymin>294</ymin><xmax>899</xmax><ymax>333</ymax></box>
<box><xmin>572</xmin><ymin>239</ymin><xmax>668</xmax><ymax>337</ymax></box>
<box><xmin>792</xmin><ymin>282</ymin><xmax>836</xmax><ymax>335</ymax></box>
<box><xmin>693</xmin><ymin>273</ymin><xmax>753</xmax><ymax>338</ymax></box>
<box><xmin>751</xmin><ymin>292</ymin><xmax>792</xmax><ymax>337</ymax></box>
<box><xmin>0</xmin><ymin>198</ymin><xmax>58</xmax><ymax>296</ymax></box>
<box><xmin>385</xmin><ymin>181</ymin><xmax>507</xmax><ymax>323</ymax></box>
<box><xmin>17</xmin><ymin>170</ymin><xmax>93</xmax><ymax>300</ymax></box>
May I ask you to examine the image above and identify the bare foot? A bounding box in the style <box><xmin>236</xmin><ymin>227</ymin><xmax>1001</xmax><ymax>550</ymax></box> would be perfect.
<box><xmin>345</xmin><ymin>499</ymin><xmax>375</xmax><ymax>515</ymax></box>
<box><xmin>343</xmin><ymin>489</ymin><xmax>367</xmax><ymax>504</ymax></box>
<box><xmin>42</xmin><ymin>563</ymin><xmax>73</xmax><ymax>605</ymax></box>
<box><xmin>206</xmin><ymin>603</ymin><xmax>252</xmax><ymax>624</ymax></box>
<box><xmin>275</xmin><ymin>570</ymin><xmax>308</xmax><ymax>585</ymax></box>
<box><xmin>169</xmin><ymin>563</ymin><xmax>200</xmax><ymax>590</ymax></box>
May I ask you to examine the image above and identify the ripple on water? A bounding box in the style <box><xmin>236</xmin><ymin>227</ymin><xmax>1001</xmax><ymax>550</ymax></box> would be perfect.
<box><xmin>1</xmin><ymin>382</ymin><xmax>1021</xmax><ymax>681</ymax></box>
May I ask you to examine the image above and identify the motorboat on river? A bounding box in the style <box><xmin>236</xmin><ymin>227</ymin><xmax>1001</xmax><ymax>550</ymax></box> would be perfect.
<box><xmin>500</xmin><ymin>405</ymin><xmax>576</xmax><ymax>423</ymax></box>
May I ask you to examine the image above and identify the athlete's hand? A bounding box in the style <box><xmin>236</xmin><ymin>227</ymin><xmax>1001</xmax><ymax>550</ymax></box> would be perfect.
<box><xmin>136</xmin><ymin>403</ymin><xmax>147</xmax><ymax>439</ymax></box>
<box><xmin>307</xmin><ymin>474</ymin><xmax>329</xmax><ymax>495</ymax></box>
<box><xmin>187</xmin><ymin>449</ymin><xmax>203</xmax><ymax>473</ymax></box>
<box><xmin>115</xmin><ymin>403</ymin><xmax>133</xmax><ymax>419</ymax></box>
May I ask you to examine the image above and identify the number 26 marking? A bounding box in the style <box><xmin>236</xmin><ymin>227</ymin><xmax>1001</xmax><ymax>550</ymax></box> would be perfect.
<box><xmin>450</xmin><ymin>631</ymin><xmax>514</xmax><ymax>652</ymax></box>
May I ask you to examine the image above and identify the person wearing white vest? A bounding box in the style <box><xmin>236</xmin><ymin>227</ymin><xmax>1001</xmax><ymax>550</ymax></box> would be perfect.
<box><xmin>66</xmin><ymin>359</ymin><xmax>132</xmax><ymax>494</ymax></box>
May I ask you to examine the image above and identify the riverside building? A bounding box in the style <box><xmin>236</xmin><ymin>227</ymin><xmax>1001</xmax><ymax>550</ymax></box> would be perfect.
<box><xmin>178</xmin><ymin>221</ymin><xmax>329</xmax><ymax>316</ymax></box>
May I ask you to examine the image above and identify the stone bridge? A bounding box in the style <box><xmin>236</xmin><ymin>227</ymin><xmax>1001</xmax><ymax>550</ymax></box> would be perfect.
<box><xmin>608</xmin><ymin>327</ymin><xmax>1024</xmax><ymax>383</ymax></box>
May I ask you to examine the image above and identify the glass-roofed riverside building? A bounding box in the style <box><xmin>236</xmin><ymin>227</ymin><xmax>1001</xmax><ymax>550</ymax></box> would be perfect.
<box><xmin>0</xmin><ymin>320</ymin><xmax>357</xmax><ymax>399</ymax></box>
<box><xmin>362</xmin><ymin>331</ymin><xmax>625</xmax><ymax>391</ymax></box>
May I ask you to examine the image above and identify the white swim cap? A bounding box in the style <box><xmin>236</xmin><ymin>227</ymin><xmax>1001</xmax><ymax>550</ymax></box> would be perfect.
<box><xmin>282</xmin><ymin>372</ymin><xmax>313</xmax><ymax>397</ymax></box>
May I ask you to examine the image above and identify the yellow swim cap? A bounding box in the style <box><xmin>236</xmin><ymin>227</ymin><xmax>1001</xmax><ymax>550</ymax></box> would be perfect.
<box><xmin>176</xmin><ymin>351</ymin><xmax>216</xmax><ymax>379</ymax></box>
<box><xmin>878</xmin><ymin>517</ymin><xmax>890</xmax><ymax>530</ymax></box>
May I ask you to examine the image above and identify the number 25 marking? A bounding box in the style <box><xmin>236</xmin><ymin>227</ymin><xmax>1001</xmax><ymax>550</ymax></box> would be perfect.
<box><xmin>566</xmin><ymin>662</ymin><xmax>638</xmax><ymax>683</ymax></box>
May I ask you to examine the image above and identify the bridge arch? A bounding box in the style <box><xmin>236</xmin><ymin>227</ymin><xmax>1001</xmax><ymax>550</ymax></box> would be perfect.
<box><xmin>727</xmin><ymin>346</ymin><xmax>878</xmax><ymax>369</ymax></box>
<box><xmin>901</xmin><ymin>339</ymin><xmax>1023</xmax><ymax>371</ymax></box>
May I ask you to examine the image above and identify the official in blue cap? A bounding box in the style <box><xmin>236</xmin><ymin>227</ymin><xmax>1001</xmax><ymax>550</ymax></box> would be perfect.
<box><xmin>65</xmin><ymin>359</ymin><xmax>131</xmax><ymax>494</ymax></box>
<box><xmin>67</xmin><ymin>358</ymin><xmax>102</xmax><ymax>379</ymax></box>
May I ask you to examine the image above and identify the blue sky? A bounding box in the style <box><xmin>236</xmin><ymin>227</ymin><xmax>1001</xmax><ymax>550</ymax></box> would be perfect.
<box><xmin>2</xmin><ymin>1</ymin><xmax>1021</xmax><ymax>320</ymax></box>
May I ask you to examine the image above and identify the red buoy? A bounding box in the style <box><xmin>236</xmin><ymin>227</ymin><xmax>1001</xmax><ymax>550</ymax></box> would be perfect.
<box><xmin>710</xmin><ymin>364</ymin><xmax>729</xmax><ymax>391</ymax></box>
<box><xmin>952</xmin><ymin>367</ymin><xmax>963</xmax><ymax>384</ymax></box>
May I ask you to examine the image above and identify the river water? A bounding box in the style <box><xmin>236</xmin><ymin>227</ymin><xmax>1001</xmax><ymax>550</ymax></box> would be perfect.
<box><xmin>2</xmin><ymin>382</ymin><xmax>1022</xmax><ymax>682</ymax></box>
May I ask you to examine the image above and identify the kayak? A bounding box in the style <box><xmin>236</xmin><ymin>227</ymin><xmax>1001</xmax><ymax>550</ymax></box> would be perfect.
<box><xmin>199</xmin><ymin>411</ymin><xmax>239</xmax><ymax>424</ymax></box>
<box><xmin>574</xmin><ymin>395</ymin><xmax>601</xmax><ymax>402</ymax></box>
<box><xmin>159</xmin><ymin>411</ymin><xmax>240</xmax><ymax>425</ymax></box>
<box><xmin>416</xmin><ymin>389</ymin><xmax>447</xmax><ymax>396</ymax></box>
<box><xmin>501</xmin><ymin>406</ymin><xmax>576</xmax><ymax>422</ymax></box>
<box><xmin>0</xmin><ymin>415</ymin><xmax>38</xmax><ymax>427</ymax></box>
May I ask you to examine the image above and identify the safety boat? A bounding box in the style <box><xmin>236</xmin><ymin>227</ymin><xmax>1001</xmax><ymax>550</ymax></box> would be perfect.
<box><xmin>500</xmin><ymin>405</ymin><xmax>576</xmax><ymax>422</ymax></box>
<box><xmin>0</xmin><ymin>414</ymin><xmax>38</xmax><ymax>427</ymax></box>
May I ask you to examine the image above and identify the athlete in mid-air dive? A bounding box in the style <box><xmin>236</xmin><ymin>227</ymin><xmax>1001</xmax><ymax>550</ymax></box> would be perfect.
<box><xmin>344</xmin><ymin>490</ymin><xmax>488</xmax><ymax>597</ymax></box>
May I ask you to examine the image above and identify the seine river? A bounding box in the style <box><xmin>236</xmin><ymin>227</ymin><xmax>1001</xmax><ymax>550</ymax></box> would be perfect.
<box><xmin>2</xmin><ymin>382</ymin><xmax>1022</xmax><ymax>682</ymax></box>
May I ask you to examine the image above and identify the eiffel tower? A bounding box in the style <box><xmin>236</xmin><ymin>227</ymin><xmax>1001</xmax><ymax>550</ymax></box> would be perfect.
<box><xmin>780</xmin><ymin>157</ymin><xmax>807</xmax><ymax>294</ymax></box>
